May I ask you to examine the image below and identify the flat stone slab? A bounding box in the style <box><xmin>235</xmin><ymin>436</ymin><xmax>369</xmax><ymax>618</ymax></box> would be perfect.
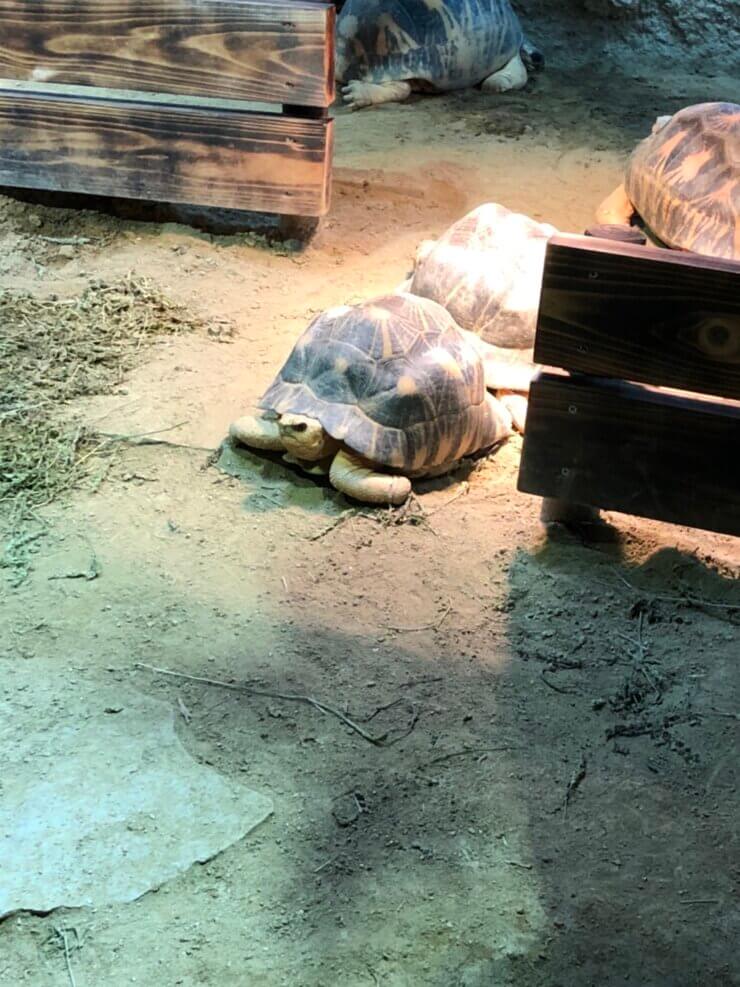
<box><xmin>0</xmin><ymin>664</ymin><xmax>272</xmax><ymax>918</ymax></box>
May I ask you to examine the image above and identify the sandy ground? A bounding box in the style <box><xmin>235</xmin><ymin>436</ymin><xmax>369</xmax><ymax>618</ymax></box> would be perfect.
<box><xmin>2</xmin><ymin>65</ymin><xmax>739</xmax><ymax>987</ymax></box>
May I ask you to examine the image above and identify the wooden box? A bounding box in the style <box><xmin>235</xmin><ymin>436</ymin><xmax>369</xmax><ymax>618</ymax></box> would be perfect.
<box><xmin>0</xmin><ymin>0</ymin><xmax>335</xmax><ymax>218</ymax></box>
<box><xmin>518</xmin><ymin>235</ymin><xmax>740</xmax><ymax>537</ymax></box>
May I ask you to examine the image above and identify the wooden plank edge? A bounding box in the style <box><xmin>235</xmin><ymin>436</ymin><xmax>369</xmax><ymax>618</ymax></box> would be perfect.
<box><xmin>0</xmin><ymin>78</ymin><xmax>285</xmax><ymax>115</ymax></box>
<box><xmin>547</xmin><ymin>233</ymin><xmax>740</xmax><ymax>277</ymax></box>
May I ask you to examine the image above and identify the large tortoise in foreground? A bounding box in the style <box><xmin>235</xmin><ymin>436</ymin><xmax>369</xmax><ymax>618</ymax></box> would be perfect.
<box><xmin>596</xmin><ymin>102</ymin><xmax>739</xmax><ymax>260</ymax></box>
<box><xmin>230</xmin><ymin>294</ymin><xmax>512</xmax><ymax>505</ymax></box>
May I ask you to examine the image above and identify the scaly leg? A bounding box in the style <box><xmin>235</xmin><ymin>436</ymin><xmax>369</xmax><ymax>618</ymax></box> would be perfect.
<box><xmin>229</xmin><ymin>414</ymin><xmax>285</xmax><ymax>451</ymax></box>
<box><xmin>283</xmin><ymin>453</ymin><xmax>332</xmax><ymax>476</ymax></box>
<box><xmin>342</xmin><ymin>80</ymin><xmax>412</xmax><ymax>111</ymax></box>
<box><xmin>498</xmin><ymin>392</ymin><xmax>528</xmax><ymax>433</ymax></box>
<box><xmin>465</xmin><ymin>333</ymin><xmax>535</xmax><ymax>393</ymax></box>
<box><xmin>481</xmin><ymin>53</ymin><xmax>528</xmax><ymax>93</ymax></box>
<box><xmin>329</xmin><ymin>448</ymin><xmax>411</xmax><ymax>505</ymax></box>
<box><xmin>595</xmin><ymin>184</ymin><xmax>635</xmax><ymax>226</ymax></box>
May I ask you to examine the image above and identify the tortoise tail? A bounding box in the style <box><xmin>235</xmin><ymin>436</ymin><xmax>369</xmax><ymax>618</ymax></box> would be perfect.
<box><xmin>520</xmin><ymin>36</ymin><xmax>544</xmax><ymax>73</ymax></box>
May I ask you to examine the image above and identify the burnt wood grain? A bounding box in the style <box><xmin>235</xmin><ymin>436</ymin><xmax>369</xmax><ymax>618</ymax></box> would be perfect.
<box><xmin>0</xmin><ymin>89</ymin><xmax>333</xmax><ymax>215</ymax></box>
<box><xmin>0</xmin><ymin>0</ymin><xmax>335</xmax><ymax>108</ymax></box>
<box><xmin>518</xmin><ymin>372</ymin><xmax>740</xmax><ymax>537</ymax></box>
<box><xmin>535</xmin><ymin>235</ymin><xmax>740</xmax><ymax>400</ymax></box>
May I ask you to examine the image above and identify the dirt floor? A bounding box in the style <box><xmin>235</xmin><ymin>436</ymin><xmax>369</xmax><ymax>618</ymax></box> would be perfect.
<box><xmin>2</xmin><ymin>64</ymin><xmax>739</xmax><ymax>987</ymax></box>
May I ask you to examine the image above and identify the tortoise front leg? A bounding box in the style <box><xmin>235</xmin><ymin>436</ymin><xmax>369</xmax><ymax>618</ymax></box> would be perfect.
<box><xmin>229</xmin><ymin>414</ymin><xmax>285</xmax><ymax>451</ymax></box>
<box><xmin>329</xmin><ymin>449</ymin><xmax>411</xmax><ymax>505</ymax></box>
<box><xmin>342</xmin><ymin>80</ymin><xmax>412</xmax><ymax>111</ymax></box>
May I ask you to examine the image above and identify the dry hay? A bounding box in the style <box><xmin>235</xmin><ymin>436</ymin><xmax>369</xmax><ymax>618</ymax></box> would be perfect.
<box><xmin>1</xmin><ymin>277</ymin><xmax>211</xmax><ymax>580</ymax></box>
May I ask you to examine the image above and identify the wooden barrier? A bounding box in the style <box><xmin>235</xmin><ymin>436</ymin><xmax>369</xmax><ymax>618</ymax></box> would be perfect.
<box><xmin>0</xmin><ymin>0</ymin><xmax>335</xmax><ymax>218</ymax></box>
<box><xmin>518</xmin><ymin>235</ymin><xmax>740</xmax><ymax>537</ymax></box>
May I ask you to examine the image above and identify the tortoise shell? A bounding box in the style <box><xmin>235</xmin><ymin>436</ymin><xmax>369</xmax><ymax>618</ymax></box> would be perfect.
<box><xmin>408</xmin><ymin>202</ymin><xmax>557</xmax><ymax>349</ymax></box>
<box><xmin>259</xmin><ymin>294</ymin><xmax>506</xmax><ymax>472</ymax></box>
<box><xmin>336</xmin><ymin>0</ymin><xmax>522</xmax><ymax>91</ymax></box>
<box><xmin>625</xmin><ymin>102</ymin><xmax>739</xmax><ymax>260</ymax></box>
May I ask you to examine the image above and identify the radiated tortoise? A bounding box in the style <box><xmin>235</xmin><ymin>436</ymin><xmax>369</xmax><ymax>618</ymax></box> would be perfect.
<box><xmin>229</xmin><ymin>294</ymin><xmax>512</xmax><ymax>505</ymax></box>
<box><xmin>596</xmin><ymin>102</ymin><xmax>739</xmax><ymax>260</ymax></box>
<box><xmin>403</xmin><ymin>202</ymin><xmax>558</xmax><ymax>430</ymax></box>
<box><xmin>336</xmin><ymin>0</ymin><xmax>543</xmax><ymax>110</ymax></box>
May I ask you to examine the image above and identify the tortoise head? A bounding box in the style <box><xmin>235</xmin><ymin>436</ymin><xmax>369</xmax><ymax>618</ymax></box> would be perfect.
<box><xmin>278</xmin><ymin>413</ymin><xmax>339</xmax><ymax>461</ymax></box>
<box><xmin>651</xmin><ymin>114</ymin><xmax>673</xmax><ymax>134</ymax></box>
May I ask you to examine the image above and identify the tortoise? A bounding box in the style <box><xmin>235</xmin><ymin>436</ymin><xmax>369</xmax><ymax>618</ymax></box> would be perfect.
<box><xmin>229</xmin><ymin>293</ymin><xmax>513</xmax><ymax>505</ymax></box>
<box><xmin>596</xmin><ymin>102</ymin><xmax>740</xmax><ymax>260</ymax></box>
<box><xmin>336</xmin><ymin>0</ymin><xmax>543</xmax><ymax>111</ymax></box>
<box><xmin>401</xmin><ymin>202</ymin><xmax>558</xmax><ymax>430</ymax></box>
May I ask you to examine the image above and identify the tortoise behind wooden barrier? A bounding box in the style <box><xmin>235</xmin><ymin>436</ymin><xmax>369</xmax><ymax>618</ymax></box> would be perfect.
<box><xmin>596</xmin><ymin>102</ymin><xmax>740</xmax><ymax>260</ymax></box>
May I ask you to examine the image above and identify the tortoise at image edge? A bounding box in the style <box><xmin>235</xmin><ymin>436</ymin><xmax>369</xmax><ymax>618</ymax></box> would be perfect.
<box><xmin>596</xmin><ymin>102</ymin><xmax>740</xmax><ymax>260</ymax></box>
<box><xmin>336</xmin><ymin>0</ymin><xmax>542</xmax><ymax>110</ymax></box>
<box><xmin>229</xmin><ymin>294</ymin><xmax>513</xmax><ymax>505</ymax></box>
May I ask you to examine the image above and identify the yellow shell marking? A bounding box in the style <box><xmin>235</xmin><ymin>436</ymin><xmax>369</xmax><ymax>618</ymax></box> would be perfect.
<box><xmin>397</xmin><ymin>375</ymin><xmax>417</xmax><ymax>395</ymax></box>
<box><xmin>677</xmin><ymin>147</ymin><xmax>714</xmax><ymax>184</ymax></box>
<box><xmin>430</xmin><ymin>347</ymin><xmax>463</xmax><ymax>378</ymax></box>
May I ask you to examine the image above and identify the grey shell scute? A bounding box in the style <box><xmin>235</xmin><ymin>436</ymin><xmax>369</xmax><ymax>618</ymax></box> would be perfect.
<box><xmin>258</xmin><ymin>294</ymin><xmax>502</xmax><ymax>472</ymax></box>
<box><xmin>625</xmin><ymin>101</ymin><xmax>740</xmax><ymax>259</ymax></box>
<box><xmin>336</xmin><ymin>0</ymin><xmax>523</xmax><ymax>90</ymax></box>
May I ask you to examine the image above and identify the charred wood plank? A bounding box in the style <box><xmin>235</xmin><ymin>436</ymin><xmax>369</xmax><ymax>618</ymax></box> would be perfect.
<box><xmin>518</xmin><ymin>371</ymin><xmax>740</xmax><ymax>537</ymax></box>
<box><xmin>534</xmin><ymin>235</ymin><xmax>740</xmax><ymax>400</ymax></box>
<box><xmin>0</xmin><ymin>88</ymin><xmax>333</xmax><ymax>215</ymax></box>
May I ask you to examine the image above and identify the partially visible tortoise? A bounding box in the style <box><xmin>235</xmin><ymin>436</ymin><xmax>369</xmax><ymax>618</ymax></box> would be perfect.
<box><xmin>229</xmin><ymin>294</ymin><xmax>512</xmax><ymax>505</ymax></box>
<box><xmin>596</xmin><ymin>102</ymin><xmax>740</xmax><ymax>260</ymax></box>
<box><xmin>336</xmin><ymin>0</ymin><xmax>543</xmax><ymax>111</ymax></box>
<box><xmin>402</xmin><ymin>202</ymin><xmax>558</xmax><ymax>429</ymax></box>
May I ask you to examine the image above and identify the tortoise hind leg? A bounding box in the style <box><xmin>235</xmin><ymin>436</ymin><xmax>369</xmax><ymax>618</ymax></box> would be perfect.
<box><xmin>342</xmin><ymin>80</ymin><xmax>412</xmax><ymax>111</ymax></box>
<box><xmin>481</xmin><ymin>53</ymin><xmax>528</xmax><ymax>93</ymax></box>
<box><xmin>329</xmin><ymin>449</ymin><xmax>411</xmax><ymax>505</ymax></box>
<box><xmin>498</xmin><ymin>392</ymin><xmax>528</xmax><ymax>433</ymax></box>
<box><xmin>595</xmin><ymin>183</ymin><xmax>635</xmax><ymax>226</ymax></box>
<box><xmin>229</xmin><ymin>414</ymin><xmax>285</xmax><ymax>451</ymax></box>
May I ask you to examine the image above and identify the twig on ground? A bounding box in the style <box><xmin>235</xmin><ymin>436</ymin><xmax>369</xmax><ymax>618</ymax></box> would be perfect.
<box><xmin>177</xmin><ymin>695</ymin><xmax>192</xmax><ymax>724</ymax></box>
<box><xmin>40</xmin><ymin>236</ymin><xmax>92</xmax><ymax>246</ymax></box>
<box><xmin>541</xmin><ymin>669</ymin><xmax>580</xmax><ymax>695</ymax></box>
<box><xmin>389</xmin><ymin>601</ymin><xmax>452</xmax><ymax>633</ymax></box>
<box><xmin>398</xmin><ymin>675</ymin><xmax>445</xmax><ymax>689</ymax></box>
<box><xmin>426</xmin><ymin>482</ymin><xmax>469</xmax><ymax>516</ymax></box>
<box><xmin>614</xmin><ymin>573</ymin><xmax>739</xmax><ymax>611</ymax></box>
<box><xmin>52</xmin><ymin>927</ymin><xmax>77</xmax><ymax>987</ymax></box>
<box><xmin>48</xmin><ymin>553</ymin><xmax>100</xmax><ymax>582</ymax></box>
<box><xmin>424</xmin><ymin>746</ymin><xmax>517</xmax><ymax>768</ymax></box>
<box><xmin>362</xmin><ymin>697</ymin><xmax>406</xmax><ymax>722</ymax></box>
<box><xmin>561</xmin><ymin>753</ymin><xmax>587</xmax><ymax>818</ymax></box>
<box><xmin>85</xmin><ymin>422</ymin><xmax>213</xmax><ymax>455</ymax></box>
<box><xmin>134</xmin><ymin>662</ymin><xmax>415</xmax><ymax>747</ymax></box>
<box><xmin>308</xmin><ymin>510</ymin><xmax>356</xmax><ymax>541</ymax></box>
<box><xmin>680</xmin><ymin>899</ymin><xmax>720</xmax><ymax>905</ymax></box>
<box><xmin>507</xmin><ymin>860</ymin><xmax>533</xmax><ymax>870</ymax></box>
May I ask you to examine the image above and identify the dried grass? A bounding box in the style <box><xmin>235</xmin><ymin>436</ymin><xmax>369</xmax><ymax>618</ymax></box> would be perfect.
<box><xmin>1</xmin><ymin>276</ymin><xmax>208</xmax><ymax>581</ymax></box>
